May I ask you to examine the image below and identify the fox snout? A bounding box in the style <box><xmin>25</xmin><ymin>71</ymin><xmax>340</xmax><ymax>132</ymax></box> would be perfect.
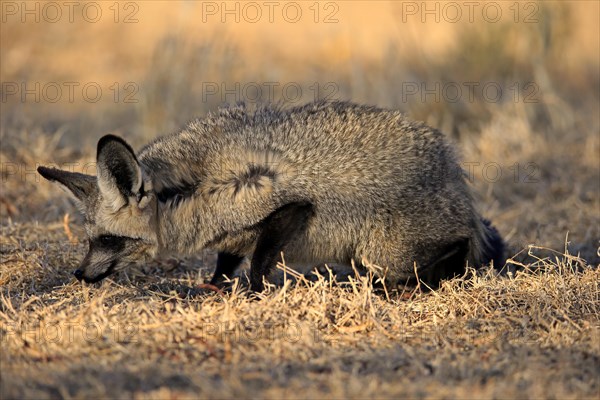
<box><xmin>72</xmin><ymin>265</ymin><xmax>114</xmax><ymax>283</ymax></box>
<box><xmin>73</xmin><ymin>268</ymin><xmax>114</xmax><ymax>283</ymax></box>
<box><xmin>71</xmin><ymin>236</ymin><xmax>157</xmax><ymax>284</ymax></box>
<box><xmin>73</xmin><ymin>253</ymin><xmax>117</xmax><ymax>283</ymax></box>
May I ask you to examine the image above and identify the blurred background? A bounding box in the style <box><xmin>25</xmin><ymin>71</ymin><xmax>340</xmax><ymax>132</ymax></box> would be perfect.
<box><xmin>1</xmin><ymin>0</ymin><xmax>599</xmax><ymax>263</ymax></box>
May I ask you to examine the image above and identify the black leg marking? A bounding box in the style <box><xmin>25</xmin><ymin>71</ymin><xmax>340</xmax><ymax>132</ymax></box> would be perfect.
<box><xmin>250</xmin><ymin>202</ymin><xmax>314</xmax><ymax>292</ymax></box>
<box><xmin>210</xmin><ymin>252</ymin><xmax>245</xmax><ymax>286</ymax></box>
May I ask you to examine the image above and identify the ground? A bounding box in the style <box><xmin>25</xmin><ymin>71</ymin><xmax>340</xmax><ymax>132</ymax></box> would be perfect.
<box><xmin>1</xmin><ymin>222</ymin><xmax>598</xmax><ymax>398</ymax></box>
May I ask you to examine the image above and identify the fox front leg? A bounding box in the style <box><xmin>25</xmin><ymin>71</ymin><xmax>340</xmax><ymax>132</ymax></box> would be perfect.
<box><xmin>210</xmin><ymin>252</ymin><xmax>245</xmax><ymax>287</ymax></box>
<box><xmin>250</xmin><ymin>202</ymin><xmax>314</xmax><ymax>292</ymax></box>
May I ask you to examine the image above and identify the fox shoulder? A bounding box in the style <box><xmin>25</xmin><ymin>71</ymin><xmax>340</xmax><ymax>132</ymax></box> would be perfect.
<box><xmin>200</xmin><ymin>148</ymin><xmax>296</xmax><ymax>204</ymax></box>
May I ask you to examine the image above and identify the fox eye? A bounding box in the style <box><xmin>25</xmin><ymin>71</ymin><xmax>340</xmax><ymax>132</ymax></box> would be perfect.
<box><xmin>98</xmin><ymin>235</ymin><xmax>120</xmax><ymax>246</ymax></box>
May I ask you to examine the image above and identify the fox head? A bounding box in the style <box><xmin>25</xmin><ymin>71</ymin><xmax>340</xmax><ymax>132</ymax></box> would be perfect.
<box><xmin>38</xmin><ymin>135</ymin><xmax>158</xmax><ymax>283</ymax></box>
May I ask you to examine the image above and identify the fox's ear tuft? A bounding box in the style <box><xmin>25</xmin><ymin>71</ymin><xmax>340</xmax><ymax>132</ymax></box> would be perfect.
<box><xmin>37</xmin><ymin>166</ymin><xmax>97</xmax><ymax>211</ymax></box>
<box><xmin>96</xmin><ymin>134</ymin><xmax>142</xmax><ymax>209</ymax></box>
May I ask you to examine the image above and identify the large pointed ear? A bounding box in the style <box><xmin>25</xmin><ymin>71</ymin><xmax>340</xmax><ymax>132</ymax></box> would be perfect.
<box><xmin>96</xmin><ymin>134</ymin><xmax>143</xmax><ymax>210</ymax></box>
<box><xmin>37</xmin><ymin>166</ymin><xmax>98</xmax><ymax>212</ymax></box>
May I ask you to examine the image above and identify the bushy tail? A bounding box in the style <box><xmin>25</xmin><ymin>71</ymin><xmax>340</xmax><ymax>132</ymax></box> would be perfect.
<box><xmin>478</xmin><ymin>218</ymin><xmax>506</xmax><ymax>269</ymax></box>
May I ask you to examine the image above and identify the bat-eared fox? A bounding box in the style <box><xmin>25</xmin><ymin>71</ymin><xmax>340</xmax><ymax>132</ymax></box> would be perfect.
<box><xmin>38</xmin><ymin>100</ymin><xmax>505</xmax><ymax>292</ymax></box>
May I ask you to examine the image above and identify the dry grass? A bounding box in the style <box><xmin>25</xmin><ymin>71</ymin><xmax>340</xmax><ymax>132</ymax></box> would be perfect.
<box><xmin>1</xmin><ymin>1</ymin><xmax>599</xmax><ymax>399</ymax></box>
<box><xmin>1</xmin><ymin>220</ymin><xmax>598</xmax><ymax>398</ymax></box>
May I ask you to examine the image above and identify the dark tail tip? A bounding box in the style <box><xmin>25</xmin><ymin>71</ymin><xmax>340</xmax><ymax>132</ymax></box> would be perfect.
<box><xmin>481</xmin><ymin>218</ymin><xmax>506</xmax><ymax>269</ymax></box>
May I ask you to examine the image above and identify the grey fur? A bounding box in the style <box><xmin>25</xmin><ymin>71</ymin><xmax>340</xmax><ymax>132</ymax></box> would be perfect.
<box><xmin>38</xmin><ymin>100</ymin><xmax>505</xmax><ymax>288</ymax></box>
